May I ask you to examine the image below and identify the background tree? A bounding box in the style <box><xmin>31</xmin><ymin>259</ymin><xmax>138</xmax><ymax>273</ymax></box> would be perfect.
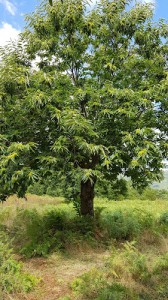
<box><xmin>0</xmin><ymin>0</ymin><xmax>167</xmax><ymax>215</ymax></box>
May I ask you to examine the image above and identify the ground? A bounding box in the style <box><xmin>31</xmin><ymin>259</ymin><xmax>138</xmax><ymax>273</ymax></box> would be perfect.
<box><xmin>1</xmin><ymin>194</ymin><xmax>168</xmax><ymax>300</ymax></box>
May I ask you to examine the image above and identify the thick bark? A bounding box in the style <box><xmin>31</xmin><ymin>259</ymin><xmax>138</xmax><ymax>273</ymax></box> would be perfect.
<box><xmin>80</xmin><ymin>179</ymin><xmax>96</xmax><ymax>216</ymax></box>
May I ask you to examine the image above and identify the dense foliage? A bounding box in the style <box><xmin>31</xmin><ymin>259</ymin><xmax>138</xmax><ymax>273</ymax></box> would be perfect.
<box><xmin>0</xmin><ymin>0</ymin><xmax>167</xmax><ymax>215</ymax></box>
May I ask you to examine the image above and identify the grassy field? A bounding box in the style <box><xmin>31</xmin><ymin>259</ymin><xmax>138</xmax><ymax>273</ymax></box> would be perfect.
<box><xmin>0</xmin><ymin>194</ymin><xmax>168</xmax><ymax>300</ymax></box>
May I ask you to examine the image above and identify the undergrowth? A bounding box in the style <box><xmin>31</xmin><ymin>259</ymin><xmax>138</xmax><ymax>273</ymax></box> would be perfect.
<box><xmin>0</xmin><ymin>203</ymin><xmax>167</xmax><ymax>258</ymax></box>
<box><xmin>0</xmin><ymin>231</ymin><xmax>38</xmax><ymax>298</ymax></box>
<box><xmin>0</xmin><ymin>197</ymin><xmax>168</xmax><ymax>299</ymax></box>
<box><xmin>71</xmin><ymin>242</ymin><xmax>168</xmax><ymax>300</ymax></box>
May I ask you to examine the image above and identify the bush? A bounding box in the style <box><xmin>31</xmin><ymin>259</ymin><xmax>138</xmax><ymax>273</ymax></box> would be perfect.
<box><xmin>96</xmin><ymin>178</ymin><xmax>128</xmax><ymax>200</ymax></box>
<box><xmin>101</xmin><ymin>210</ymin><xmax>141</xmax><ymax>240</ymax></box>
<box><xmin>124</xmin><ymin>243</ymin><xmax>151</xmax><ymax>284</ymax></box>
<box><xmin>27</xmin><ymin>182</ymin><xmax>46</xmax><ymax>195</ymax></box>
<box><xmin>0</xmin><ymin>231</ymin><xmax>38</xmax><ymax>295</ymax></box>
<box><xmin>71</xmin><ymin>268</ymin><xmax>106</xmax><ymax>299</ymax></box>
<box><xmin>72</xmin><ymin>267</ymin><xmax>137</xmax><ymax>300</ymax></box>
<box><xmin>132</xmin><ymin>209</ymin><xmax>154</xmax><ymax>230</ymax></box>
<box><xmin>152</xmin><ymin>254</ymin><xmax>168</xmax><ymax>299</ymax></box>
<box><xmin>72</xmin><ymin>215</ymin><xmax>95</xmax><ymax>235</ymax></box>
<box><xmin>11</xmin><ymin>206</ymin><xmax>103</xmax><ymax>257</ymax></box>
<box><xmin>96</xmin><ymin>283</ymin><xmax>135</xmax><ymax>300</ymax></box>
<box><xmin>12</xmin><ymin>208</ymin><xmax>68</xmax><ymax>257</ymax></box>
<box><xmin>140</xmin><ymin>188</ymin><xmax>168</xmax><ymax>201</ymax></box>
<box><xmin>153</xmin><ymin>253</ymin><xmax>168</xmax><ymax>274</ymax></box>
<box><xmin>0</xmin><ymin>207</ymin><xmax>11</xmax><ymax>224</ymax></box>
<box><xmin>158</xmin><ymin>212</ymin><xmax>168</xmax><ymax>225</ymax></box>
<box><xmin>157</xmin><ymin>212</ymin><xmax>168</xmax><ymax>234</ymax></box>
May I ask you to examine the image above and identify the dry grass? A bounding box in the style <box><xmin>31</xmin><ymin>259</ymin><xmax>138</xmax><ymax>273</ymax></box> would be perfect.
<box><xmin>9</xmin><ymin>249</ymin><xmax>110</xmax><ymax>300</ymax></box>
<box><xmin>1</xmin><ymin>194</ymin><xmax>65</xmax><ymax>210</ymax></box>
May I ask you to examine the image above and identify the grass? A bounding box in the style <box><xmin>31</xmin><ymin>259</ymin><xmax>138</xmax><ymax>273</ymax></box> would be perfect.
<box><xmin>0</xmin><ymin>193</ymin><xmax>168</xmax><ymax>299</ymax></box>
<box><xmin>96</xmin><ymin>198</ymin><xmax>168</xmax><ymax>216</ymax></box>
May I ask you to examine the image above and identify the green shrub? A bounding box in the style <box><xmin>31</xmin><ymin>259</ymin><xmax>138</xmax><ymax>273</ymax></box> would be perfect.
<box><xmin>140</xmin><ymin>188</ymin><xmax>158</xmax><ymax>201</ymax></box>
<box><xmin>157</xmin><ymin>212</ymin><xmax>168</xmax><ymax>234</ymax></box>
<box><xmin>106</xmin><ymin>242</ymin><xmax>151</xmax><ymax>287</ymax></box>
<box><xmin>46</xmin><ymin>186</ymin><xmax>63</xmax><ymax>197</ymax></box>
<box><xmin>158</xmin><ymin>212</ymin><xmax>168</xmax><ymax>225</ymax></box>
<box><xmin>96</xmin><ymin>283</ymin><xmax>136</xmax><ymax>300</ymax></box>
<box><xmin>11</xmin><ymin>207</ymin><xmax>102</xmax><ymax>257</ymax></box>
<box><xmin>72</xmin><ymin>268</ymin><xmax>106</xmax><ymax>299</ymax></box>
<box><xmin>122</xmin><ymin>242</ymin><xmax>150</xmax><ymax>284</ymax></box>
<box><xmin>101</xmin><ymin>210</ymin><xmax>141</xmax><ymax>240</ymax></box>
<box><xmin>155</xmin><ymin>189</ymin><xmax>168</xmax><ymax>200</ymax></box>
<box><xmin>0</xmin><ymin>231</ymin><xmax>38</xmax><ymax>295</ymax></box>
<box><xmin>0</xmin><ymin>207</ymin><xmax>11</xmax><ymax>224</ymax></box>
<box><xmin>152</xmin><ymin>254</ymin><xmax>168</xmax><ymax>299</ymax></box>
<box><xmin>153</xmin><ymin>253</ymin><xmax>168</xmax><ymax>274</ymax></box>
<box><xmin>27</xmin><ymin>182</ymin><xmax>46</xmax><ymax>195</ymax></box>
<box><xmin>132</xmin><ymin>209</ymin><xmax>154</xmax><ymax>230</ymax></box>
<box><xmin>140</xmin><ymin>188</ymin><xmax>168</xmax><ymax>201</ymax></box>
<box><xmin>12</xmin><ymin>208</ymin><xmax>68</xmax><ymax>257</ymax></box>
<box><xmin>96</xmin><ymin>178</ymin><xmax>128</xmax><ymax>200</ymax></box>
<box><xmin>72</xmin><ymin>215</ymin><xmax>95</xmax><ymax>235</ymax></box>
<box><xmin>72</xmin><ymin>268</ymin><xmax>137</xmax><ymax>300</ymax></box>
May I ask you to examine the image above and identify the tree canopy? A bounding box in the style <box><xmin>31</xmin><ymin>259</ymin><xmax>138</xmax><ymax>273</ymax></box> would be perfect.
<box><xmin>0</xmin><ymin>0</ymin><xmax>167</xmax><ymax>215</ymax></box>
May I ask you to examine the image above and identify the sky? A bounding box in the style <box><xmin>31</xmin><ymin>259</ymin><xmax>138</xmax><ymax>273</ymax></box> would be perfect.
<box><xmin>0</xmin><ymin>0</ymin><xmax>167</xmax><ymax>46</ymax></box>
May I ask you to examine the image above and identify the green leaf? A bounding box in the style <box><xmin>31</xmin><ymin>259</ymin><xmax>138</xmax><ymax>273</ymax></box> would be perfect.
<box><xmin>49</xmin><ymin>0</ymin><xmax>53</xmax><ymax>6</ymax></box>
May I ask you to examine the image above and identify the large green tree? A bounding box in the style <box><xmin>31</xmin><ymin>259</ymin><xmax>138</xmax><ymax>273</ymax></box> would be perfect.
<box><xmin>0</xmin><ymin>0</ymin><xmax>167</xmax><ymax>215</ymax></box>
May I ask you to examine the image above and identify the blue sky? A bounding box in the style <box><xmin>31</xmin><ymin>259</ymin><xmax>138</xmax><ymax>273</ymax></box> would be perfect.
<box><xmin>0</xmin><ymin>0</ymin><xmax>167</xmax><ymax>46</ymax></box>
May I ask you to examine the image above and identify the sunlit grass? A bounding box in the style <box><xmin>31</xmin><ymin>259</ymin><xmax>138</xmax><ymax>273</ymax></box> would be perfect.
<box><xmin>95</xmin><ymin>198</ymin><xmax>168</xmax><ymax>218</ymax></box>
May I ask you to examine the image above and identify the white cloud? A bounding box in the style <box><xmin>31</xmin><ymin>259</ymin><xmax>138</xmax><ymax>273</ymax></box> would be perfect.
<box><xmin>0</xmin><ymin>22</ymin><xmax>20</xmax><ymax>47</ymax></box>
<box><xmin>0</xmin><ymin>0</ymin><xmax>17</xmax><ymax>16</ymax></box>
<box><xmin>140</xmin><ymin>0</ymin><xmax>155</xmax><ymax>4</ymax></box>
<box><xmin>90</xmin><ymin>0</ymin><xmax>156</xmax><ymax>4</ymax></box>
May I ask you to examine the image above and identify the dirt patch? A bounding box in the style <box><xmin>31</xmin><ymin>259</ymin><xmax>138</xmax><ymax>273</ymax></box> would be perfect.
<box><xmin>10</xmin><ymin>250</ymin><xmax>110</xmax><ymax>300</ymax></box>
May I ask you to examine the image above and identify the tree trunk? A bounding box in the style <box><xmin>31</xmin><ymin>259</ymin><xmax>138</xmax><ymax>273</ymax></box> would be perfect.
<box><xmin>80</xmin><ymin>179</ymin><xmax>96</xmax><ymax>216</ymax></box>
